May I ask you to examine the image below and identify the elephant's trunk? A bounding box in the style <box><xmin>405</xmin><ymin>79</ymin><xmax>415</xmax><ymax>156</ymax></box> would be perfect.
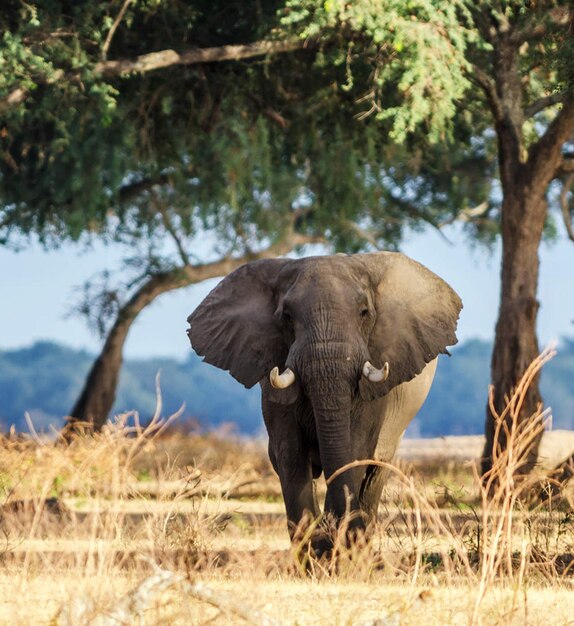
<box><xmin>303</xmin><ymin>353</ymin><xmax>364</xmax><ymax>525</ymax></box>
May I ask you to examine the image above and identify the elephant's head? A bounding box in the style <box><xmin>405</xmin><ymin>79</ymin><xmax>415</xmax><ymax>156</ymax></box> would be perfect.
<box><xmin>187</xmin><ymin>253</ymin><xmax>461</xmax><ymax>523</ymax></box>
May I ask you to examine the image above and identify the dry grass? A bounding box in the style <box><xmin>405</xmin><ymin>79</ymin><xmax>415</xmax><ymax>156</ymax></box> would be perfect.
<box><xmin>1</xmin><ymin>350</ymin><xmax>574</xmax><ymax>625</ymax></box>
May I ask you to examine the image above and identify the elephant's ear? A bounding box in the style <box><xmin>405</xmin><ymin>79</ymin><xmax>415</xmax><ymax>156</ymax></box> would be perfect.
<box><xmin>187</xmin><ymin>258</ymin><xmax>292</xmax><ymax>389</ymax></box>
<box><xmin>359</xmin><ymin>252</ymin><xmax>462</xmax><ymax>401</ymax></box>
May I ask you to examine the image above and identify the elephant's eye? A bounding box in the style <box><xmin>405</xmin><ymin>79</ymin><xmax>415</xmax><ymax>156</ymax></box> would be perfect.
<box><xmin>282</xmin><ymin>309</ymin><xmax>292</xmax><ymax>323</ymax></box>
<box><xmin>360</xmin><ymin>307</ymin><xmax>370</xmax><ymax>318</ymax></box>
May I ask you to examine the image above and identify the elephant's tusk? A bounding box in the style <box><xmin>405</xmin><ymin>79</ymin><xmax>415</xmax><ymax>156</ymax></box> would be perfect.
<box><xmin>270</xmin><ymin>366</ymin><xmax>296</xmax><ymax>389</ymax></box>
<box><xmin>362</xmin><ymin>361</ymin><xmax>389</xmax><ymax>383</ymax></box>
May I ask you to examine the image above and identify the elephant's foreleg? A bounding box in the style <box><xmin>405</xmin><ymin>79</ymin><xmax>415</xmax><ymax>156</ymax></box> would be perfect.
<box><xmin>273</xmin><ymin>453</ymin><xmax>319</xmax><ymax>541</ymax></box>
<box><xmin>263</xmin><ymin>399</ymin><xmax>319</xmax><ymax>541</ymax></box>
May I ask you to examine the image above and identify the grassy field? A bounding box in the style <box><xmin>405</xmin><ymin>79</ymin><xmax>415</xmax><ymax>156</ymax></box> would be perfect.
<box><xmin>1</xmin><ymin>365</ymin><xmax>574</xmax><ymax>624</ymax></box>
<box><xmin>0</xmin><ymin>425</ymin><xmax>573</xmax><ymax>625</ymax></box>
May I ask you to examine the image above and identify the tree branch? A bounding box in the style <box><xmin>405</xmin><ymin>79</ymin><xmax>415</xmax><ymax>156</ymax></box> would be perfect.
<box><xmin>154</xmin><ymin>201</ymin><xmax>191</xmax><ymax>267</ymax></box>
<box><xmin>470</xmin><ymin>65</ymin><xmax>503</xmax><ymax>122</ymax></box>
<box><xmin>95</xmin><ymin>38</ymin><xmax>307</xmax><ymax>77</ymax></box>
<box><xmin>0</xmin><ymin>38</ymin><xmax>309</xmax><ymax>112</ymax></box>
<box><xmin>101</xmin><ymin>0</ymin><xmax>134</xmax><ymax>61</ymax></box>
<box><xmin>509</xmin><ymin>7</ymin><xmax>572</xmax><ymax>44</ymax></box>
<box><xmin>118</xmin><ymin>174</ymin><xmax>170</xmax><ymax>203</ymax></box>
<box><xmin>528</xmin><ymin>95</ymin><xmax>574</xmax><ymax>186</ymax></box>
<box><xmin>0</xmin><ymin>69</ymin><xmax>65</xmax><ymax>113</ymax></box>
<box><xmin>525</xmin><ymin>92</ymin><xmax>568</xmax><ymax>119</ymax></box>
<box><xmin>439</xmin><ymin>200</ymin><xmax>490</xmax><ymax>227</ymax></box>
<box><xmin>559</xmin><ymin>172</ymin><xmax>574</xmax><ymax>243</ymax></box>
<box><xmin>182</xmin><ymin>231</ymin><xmax>323</xmax><ymax>284</ymax></box>
<box><xmin>556</xmin><ymin>156</ymin><xmax>574</xmax><ymax>176</ymax></box>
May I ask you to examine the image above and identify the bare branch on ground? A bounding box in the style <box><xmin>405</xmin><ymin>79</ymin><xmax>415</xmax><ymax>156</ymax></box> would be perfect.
<box><xmin>56</xmin><ymin>565</ymin><xmax>284</xmax><ymax>626</ymax></box>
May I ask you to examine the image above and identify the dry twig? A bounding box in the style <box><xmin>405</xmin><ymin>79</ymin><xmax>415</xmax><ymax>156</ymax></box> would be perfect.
<box><xmin>56</xmin><ymin>563</ymin><xmax>284</xmax><ymax>626</ymax></box>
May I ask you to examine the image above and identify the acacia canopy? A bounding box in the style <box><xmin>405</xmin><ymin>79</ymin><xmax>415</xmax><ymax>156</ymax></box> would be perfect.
<box><xmin>0</xmin><ymin>0</ymin><xmax>492</xmax><ymax>251</ymax></box>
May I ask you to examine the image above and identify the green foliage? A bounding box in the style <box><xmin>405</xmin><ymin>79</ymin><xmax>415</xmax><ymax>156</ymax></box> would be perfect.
<box><xmin>0</xmin><ymin>1</ymin><xmax>285</xmax><ymax>243</ymax></box>
<box><xmin>0</xmin><ymin>1</ymin><xmax>571</xmax><ymax>300</ymax></box>
<box><xmin>0</xmin><ymin>0</ymin><xmax>497</xmax><ymax>254</ymax></box>
<box><xmin>1</xmin><ymin>339</ymin><xmax>573</xmax><ymax>436</ymax></box>
<box><xmin>282</xmin><ymin>0</ymin><xmax>477</xmax><ymax>142</ymax></box>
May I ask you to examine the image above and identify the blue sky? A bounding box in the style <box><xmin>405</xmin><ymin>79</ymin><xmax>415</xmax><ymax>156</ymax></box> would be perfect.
<box><xmin>1</xmin><ymin>225</ymin><xmax>572</xmax><ymax>359</ymax></box>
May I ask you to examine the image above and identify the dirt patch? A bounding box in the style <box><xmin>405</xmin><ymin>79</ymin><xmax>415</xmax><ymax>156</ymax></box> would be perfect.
<box><xmin>399</xmin><ymin>429</ymin><xmax>574</xmax><ymax>467</ymax></box>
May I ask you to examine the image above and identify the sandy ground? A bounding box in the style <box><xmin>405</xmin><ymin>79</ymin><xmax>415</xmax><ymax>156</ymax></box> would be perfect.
<box><xmin>398</xmin><ymin>429</ymin><xmax>574</xmax><ymax>466</ymax></box>
<box><xmin>1</xmin><ymin>573</ymin><xmax>573</xmax><ymax>625</ymax></box>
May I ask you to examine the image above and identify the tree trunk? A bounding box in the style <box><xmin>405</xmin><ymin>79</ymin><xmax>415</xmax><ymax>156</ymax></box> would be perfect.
<box><xmin>481</xmin><ymin>188</ymin><xmax>547</xmax><ymax>477</ymax></box>
<box><xmin>480</xmin><ymin>94</ymin><xmax>574</xmax><ymax>478</ymax></box>
<box><xmin>477</xmin><ymin>21</ymin><xmax>574</xmax><ymax>480</ymax></box>
<box><xmin>65</xmin><ymin>270</ymin><xmax>189</xmax><ymax>435</ymax></box>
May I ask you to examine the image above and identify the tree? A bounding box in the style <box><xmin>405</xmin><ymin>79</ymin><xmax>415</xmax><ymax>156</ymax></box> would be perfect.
<box><xmin>0</xmin><ymin>1</ymin><xmax>315</xmax><ymax>430</ymax></box>
<box><xmin>2</xmin><ymin>2</ymin><xmax>477</xmax><ymax>431</ymax></box>
<box><xmin>471</xmin><ymin>5</ymin><xmax>573</xmax><ymax>478</ymax></box>
<box><xmin>67</xmin><ymin>222</ymin><xmax>319</xmax><ymax>433</ymax></box>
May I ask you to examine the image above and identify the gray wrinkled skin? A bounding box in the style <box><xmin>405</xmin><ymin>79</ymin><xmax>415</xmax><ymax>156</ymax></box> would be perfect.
<box><xmin>187</xmin><ymin>252</ymin><xmax>462</xmax><ymax>554</ymax></box>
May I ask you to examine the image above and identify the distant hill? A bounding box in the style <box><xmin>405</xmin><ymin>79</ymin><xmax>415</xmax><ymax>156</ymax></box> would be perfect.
<box><xmin>0</xmin><ymin>341</ymin><xmax>261</xmax><ymax>434</ymax></box>
<box><xmin>0</xmin><ymin>338</ymin><xmax>572</xmax><ymax>436</ymax></box>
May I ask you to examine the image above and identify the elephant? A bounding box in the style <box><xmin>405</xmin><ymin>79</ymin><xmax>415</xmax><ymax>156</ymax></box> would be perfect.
<box><xmin>187</xmin><ymin>252</ymin><xmax>462</xmax><ymax>554</ymax></box>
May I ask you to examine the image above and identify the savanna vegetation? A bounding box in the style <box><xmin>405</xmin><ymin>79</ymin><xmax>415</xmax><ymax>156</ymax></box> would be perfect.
<box><xmin>1</xmin><ymin>357</ymin><xmax>574</xmax><ymax>625</ymax></box>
